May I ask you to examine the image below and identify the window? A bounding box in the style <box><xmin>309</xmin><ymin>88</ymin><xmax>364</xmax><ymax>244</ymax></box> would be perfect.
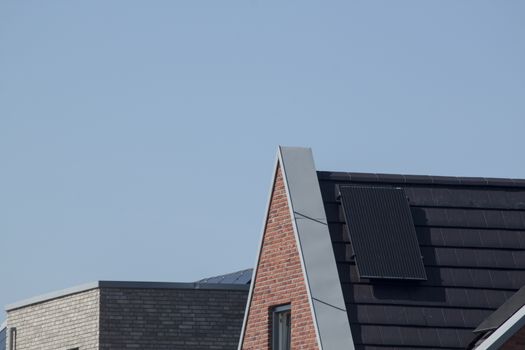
<box><xmin>9</xmin><ymin>328</ymin><xmax>16</xmax><ymax>350</ymax></box>
<box><xmin>272</xmin><ymin>304</ymin><xmax>291</xmax><ymax>350</ymax></box>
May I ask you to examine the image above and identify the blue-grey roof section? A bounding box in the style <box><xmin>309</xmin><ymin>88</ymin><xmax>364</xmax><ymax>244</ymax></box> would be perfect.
<box><xmin>279</xmin><ymin>146</ymin><xmax>355</xmax><ymax>350</ymax></box>
<box><xmin>0</xmin><ymin>321</ymin><xmax>5</xmax><ymax>350</ymax></box>
<box><xmin>198</xmin><ymin>268</ymin><xmax>253</xmax><ymax>284</ymax></box>
<box><xmin>6</xmin><ymin>280</ymin><xmax>250</xmax><ymax>312</ymax></box>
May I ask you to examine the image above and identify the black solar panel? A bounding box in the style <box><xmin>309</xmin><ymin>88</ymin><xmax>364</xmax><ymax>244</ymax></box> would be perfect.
<box><xmin>339</xmin><ymin>185</ymin><xmax>427</xmax><ymax>280</ymax></box>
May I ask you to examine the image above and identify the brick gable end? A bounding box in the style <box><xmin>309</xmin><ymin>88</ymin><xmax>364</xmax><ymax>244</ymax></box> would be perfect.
<box><xmin>241</xmin><ymin>165</ymin><xmax>319</xmax><ymax>350</ymax></box>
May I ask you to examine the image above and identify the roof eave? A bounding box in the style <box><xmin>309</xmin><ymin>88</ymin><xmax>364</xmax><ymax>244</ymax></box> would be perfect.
<box><xmin>475</xmin><ymin>304</ymin><xmax>525</xmax><ymax>350</ymax></box>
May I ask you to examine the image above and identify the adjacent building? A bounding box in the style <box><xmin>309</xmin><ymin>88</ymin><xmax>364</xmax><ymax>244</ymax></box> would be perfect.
<box><xmin>239</xmin><ymin>146</ymin><xmax>525</xmax><ymax>350</ymax></box>
<box><xmin>4</xmin><ymin>271</ymin><xmax>250</xmax><ymax>350</ymax></box>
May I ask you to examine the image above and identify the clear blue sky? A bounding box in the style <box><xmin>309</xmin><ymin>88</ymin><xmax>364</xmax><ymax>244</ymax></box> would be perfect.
<box><xmin>1</xmin><ymin>1</ymin><xmax>524</xmax><ymax>315</ymax></box>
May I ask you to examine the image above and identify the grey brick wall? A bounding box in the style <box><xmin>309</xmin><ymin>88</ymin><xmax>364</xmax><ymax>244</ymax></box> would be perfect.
<box><xmin>99</xmin><ymin>287</ymin><xmax>248</xmax><ymax>350</ymax></box>
<box><xmin>7</xmin><ymin>289</ymin><xmax>99</xmax><ymax>350</ymax></box>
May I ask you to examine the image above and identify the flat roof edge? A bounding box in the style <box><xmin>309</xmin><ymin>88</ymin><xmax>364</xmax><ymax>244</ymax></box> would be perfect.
<box><xmin>5</xmin><ymin>281</ymin><xmax>100</xmax><ymax>311</ymax></box>
<box><xmin>6</xmin><ymin>281</ymin><xmax>249</xmax><ymax>311</ymax></box>
<box><xmin>98</xmin><ymin>280</ymin><xmax>250</xmax><ymax>291</ymax></box>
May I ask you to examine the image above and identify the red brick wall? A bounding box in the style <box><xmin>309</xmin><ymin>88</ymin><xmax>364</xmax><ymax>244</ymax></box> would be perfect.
<box><xmin>501</xmin><ymin>325</ymin><xmax>525</xmax><ymax>349</ymax></box>
<box><xmin>241</xmin><ymin>165</ymin><xmax>319</xmax><ymax>350</ymax></box>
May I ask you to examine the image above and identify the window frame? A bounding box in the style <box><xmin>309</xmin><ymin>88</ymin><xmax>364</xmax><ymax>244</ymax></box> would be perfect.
<box><xmin>272</xmin><ymin>304</ymin><xmax>291</xmax><ymax>350</ymax></box>
<box><xmin>9</xmin><ymin>327</ymin><xmax>16</xmax><ymax>350</ymax></box>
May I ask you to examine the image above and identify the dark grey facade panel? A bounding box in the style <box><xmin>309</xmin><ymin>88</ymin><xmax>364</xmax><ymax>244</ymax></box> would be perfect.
<box><xmin>339</xmin><ymin>185</ymin><xmax>427</xmax><ymax>280</ymax></box>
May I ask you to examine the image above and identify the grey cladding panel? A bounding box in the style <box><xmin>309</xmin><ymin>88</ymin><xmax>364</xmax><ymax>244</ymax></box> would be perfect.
<box><xmin>339</xmin><ymin>186</ymin><xmax>427</xmax><ymax>280</ymax></box>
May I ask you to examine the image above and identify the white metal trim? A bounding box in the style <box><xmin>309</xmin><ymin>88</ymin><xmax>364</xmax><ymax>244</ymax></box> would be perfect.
<box><xmin>475</xmin><ymin>304</ymin><xmax>525</xmax><ymax>350</ymax></box>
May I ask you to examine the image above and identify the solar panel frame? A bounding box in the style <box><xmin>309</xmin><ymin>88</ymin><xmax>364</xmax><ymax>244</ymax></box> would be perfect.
<box><xmin>339</xmin><ymin>185</ymin><xmax>427</xmax><ymax>280</ymax></box>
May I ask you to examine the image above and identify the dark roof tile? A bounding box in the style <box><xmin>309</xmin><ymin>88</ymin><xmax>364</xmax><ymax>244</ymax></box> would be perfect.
<box><xmin>376</xmin><ymin>173</ymin><xmax>407</xmax><ymax>184</ymax></box>
<box><xmin>318</xmin><ymin>170</ymin><xmax>525</xmax><ymax>349</ymax></box>
<box><xmin>474</xmin><ymin>285</ymin><xmax>525</xmax><ymax>333</ymax></box>
<box><xmin>348</xmin><ymin>172</ymin><xmax>381</xmax><ymax>183</ymax></box>
<box><xmin>484</xmin><ymin>178</ymin><xmax>517</xmax><ymax>187</ymax></box>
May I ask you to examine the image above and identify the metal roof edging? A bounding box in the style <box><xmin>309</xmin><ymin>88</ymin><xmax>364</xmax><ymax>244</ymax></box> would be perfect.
<box><xmin>279</xmin><ymin>146</ymin><xmax>355</xmax><ymax>350</ymax></box>
<box><xmin>237</xmin><ymin>152</ymin><xmax>282</xmax><ymax>350</ymax></box>
<box><xmin>475</xmin><ymin>304</ymin><xmax>525</xmax><ymax>350</ymax></box>
<box><xmin>5</xmin><ymin>281</ymin><xmax>100</xmax><ymax>312</ymax></box>
<box><xmin>6</xmin><ymin>281</ymin><xmax>249</xmax><ymax>312</ymax></box>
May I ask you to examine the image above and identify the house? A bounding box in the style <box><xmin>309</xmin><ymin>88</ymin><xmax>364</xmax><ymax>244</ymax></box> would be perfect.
<box><xmin>4</xmin><ymin>270</ymin><xmax>250</xmax><ymax>350</ymax></box>
<box><xmin>4</xmin><ymin>146</ymin><xmax>525</xmax><ymax>350</ymax></box>
<box><xmin>239</xmin><ymin>146</ymin><xmax>525</xmax><ymax>350</ymax></box>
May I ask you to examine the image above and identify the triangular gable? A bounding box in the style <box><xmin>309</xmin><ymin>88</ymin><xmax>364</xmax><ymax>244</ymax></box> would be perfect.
<box><xmin>238</xmin><ymin>147</ymin><xmax>354</xmax><ymax>350</ymax></box>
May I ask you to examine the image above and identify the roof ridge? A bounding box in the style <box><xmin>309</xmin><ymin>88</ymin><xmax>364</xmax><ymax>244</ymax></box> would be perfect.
<box><xmin>317</xmin><ymin>171</ymin><xmax>525</xmax><ymax>188</ymax></box>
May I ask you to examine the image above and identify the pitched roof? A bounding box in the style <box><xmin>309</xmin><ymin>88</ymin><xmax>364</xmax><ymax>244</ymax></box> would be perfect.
<box><xmin>317</xmin><ymin>170</ymin><xmax>525</xmax><ymax>349</ymax></box>
<box><xmin>198</xmin><ymin>268</ymin><xmax>253</xmax><ymax>285</ymax></box>
<box><xmin>264</xmin><ymin>146</ymin><xmax>525</xmax><ymax>350</ymax></box>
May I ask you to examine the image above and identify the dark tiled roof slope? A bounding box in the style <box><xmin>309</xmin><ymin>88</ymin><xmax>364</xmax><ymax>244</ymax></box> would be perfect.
<box><xmin>317</xmin><ymin>171</ymin><xmax>525</xmax><ymax>350</ymax></box>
